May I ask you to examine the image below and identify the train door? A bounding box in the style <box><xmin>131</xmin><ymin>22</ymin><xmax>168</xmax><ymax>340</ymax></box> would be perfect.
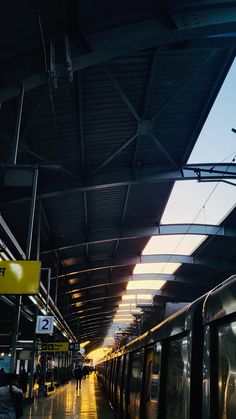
<box><xmin>142</xmin><ymin>343</ymin><xmax>162</xmax><ymax>419</ymax></box>
<box><xmin>109</xmin><ymin>359</ymin><xmax>114</xmax><ymax>400</ymax></box>
<box><xmin>111</xmin><ymin>358</ymin><xmax>117</xmax><ymax>403</ymax></box>
<box><xmin>163</xmin><ymin>334</ymin><xmax>190</xmax><ymax>419</ymax></box>
<box><xmin>106</xmin><ymin>360</ymin><xmax>111</xmax><ymax>395</ymax></box>
<box><xmin>140</xmin><ymin>346</ymin><xmax>153</xmax><ymax>417</ymax></box>
<box><xmin>129</xmin><ymin>349</ymin><xmax>144</xmax><ymax>419</ymax></box>
<box><xmin>122</xmin><ymin>353</ymin><xmax>131</xmax><ymax>418</ymax></box>
<box><xmin>104</xmin><ymin>361</ymin><xmax>108</xmax><ymax>389</ymax></box>
<box><xmin>114</xmin><ymin>356</ymin><xmax>121</xmax><ymax>412</ymax></box>
<box><xmin>119</xmin><ymin>355</ymin><xmax>126</xmax><ymax>418</ymax></box>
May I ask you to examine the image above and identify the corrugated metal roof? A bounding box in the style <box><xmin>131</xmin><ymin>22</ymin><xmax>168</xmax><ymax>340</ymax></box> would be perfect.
<box><xmin>0</xmin><ymin>0</ymin><xmax>236</xmax><ymax>352</ymax></box>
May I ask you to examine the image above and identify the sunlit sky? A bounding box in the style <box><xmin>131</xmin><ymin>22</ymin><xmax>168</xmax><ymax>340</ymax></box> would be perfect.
<box><xmin>102</xmin><ymin>58</ymin><xmax>236</xmax><ymax>355</ymax></box>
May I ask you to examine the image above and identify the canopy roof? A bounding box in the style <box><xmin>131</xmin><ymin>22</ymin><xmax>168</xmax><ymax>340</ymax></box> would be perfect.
<box><xmin>0</xmin><ymin>0</ymin><xmax>236</xmax><ymax>353</ymax></box>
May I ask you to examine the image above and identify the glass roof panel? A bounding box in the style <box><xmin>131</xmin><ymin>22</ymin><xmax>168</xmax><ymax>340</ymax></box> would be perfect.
<box><xmin>133</xmin><ymin>263</ymin><xmax>181</xmax><ymax>275</ymax></box>
<box><xmin>142</xmin><ymin>234</ymin><xmax>206</xmax><ymax>256</ymax></box>
<box><xmin>161</xmin><ymin>180</ymin><xmax>236</xmax><ymax>225</ymax></box>
<box><xmin>122</xmin><ymin>294</ymin><xmax>153</xmax><ymax>300</ymax></box>
<box><xmin>127</xmin><ymin>280</ymin><xmax>166</xmax><ymax>290</ymax></box>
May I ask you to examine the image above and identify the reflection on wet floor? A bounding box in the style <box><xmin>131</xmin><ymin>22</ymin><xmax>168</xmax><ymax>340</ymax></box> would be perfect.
<box><xmin>22</xmin><ymin>372</ymin><xmax>114</xmax><ymax>418</ymax></box>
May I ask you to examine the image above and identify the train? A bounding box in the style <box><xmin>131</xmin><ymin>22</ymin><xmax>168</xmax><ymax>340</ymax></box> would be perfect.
<box><xmin>96</xmin><ymin>274</ymin><xmax>236</xmax><ymax>419</ymax></box>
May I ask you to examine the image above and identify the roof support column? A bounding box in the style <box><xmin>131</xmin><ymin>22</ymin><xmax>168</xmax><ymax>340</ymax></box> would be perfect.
<box><xmin>10</xmin><ymin>168</ymin><xmax>38</xmax><ymax>372</ymax></box>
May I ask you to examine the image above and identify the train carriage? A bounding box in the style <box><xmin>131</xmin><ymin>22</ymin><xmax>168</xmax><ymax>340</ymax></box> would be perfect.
<box><xmin>97</xmin><ymin>274</ymin><xmax>236</xmax><ymax>419</ymax></box>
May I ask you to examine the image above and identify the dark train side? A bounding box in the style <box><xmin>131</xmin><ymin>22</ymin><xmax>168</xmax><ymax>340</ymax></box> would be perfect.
<box><xmin>96</xmin><ymin>274</ymin><xmax>236</xmax><ymax>419</ymax></box>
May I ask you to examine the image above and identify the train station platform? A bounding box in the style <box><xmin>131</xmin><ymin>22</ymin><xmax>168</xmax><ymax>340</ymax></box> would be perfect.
<box><xmin>22</xmin><ymin>373</ymin><xmax>114</xmax><ymax>418</ymax></box>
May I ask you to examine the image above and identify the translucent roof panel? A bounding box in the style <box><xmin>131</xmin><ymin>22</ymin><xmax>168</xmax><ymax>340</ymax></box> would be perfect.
<box><xmin>142</xmin><ymin>235</ymin><xmax>207</xmax><ymax>256</ymax></box>
<box><xmin>127</xmin><ymin>280</ymin><xmax>166</xmax><ymax>290</ymax></box>
<box><xmin>161</xmin><ymin>180</ymin><xmax>236</xmax><ymax>225</ymax></box>
<box><xmin>189</xmin><ymin>58</ymin><xmax>236</xmax><ymax>164</ymax></box>
<box><xmin>122</xmin><ymin>294</ymin><xmax>153</xmax><ymax>300</ymax></box>
<box><xmin>133</xmin><ymin>263</ymin><xmax>181</xmax><ymax>275</ymax></box>
<box><xmin>116</xmin><ymin>308</ymin><xmax>142</xmax><ymax>313</ymax></box>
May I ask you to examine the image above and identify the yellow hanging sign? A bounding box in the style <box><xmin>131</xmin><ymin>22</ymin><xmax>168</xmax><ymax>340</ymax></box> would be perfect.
<box><xmin>41</xmin><ymin>342</ymin><xmax>69</xmax><ymax>352</ymax></box>
<box><xmin>0</xmin><ymin>260</ymin><xmax>41</xmax><ymax>294</ymax></box>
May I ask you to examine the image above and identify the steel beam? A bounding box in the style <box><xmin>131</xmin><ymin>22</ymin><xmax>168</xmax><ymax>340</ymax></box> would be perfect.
<box><xmin>80</xmin><ymin>323</ymin><xmax>110</xmax><ymax>331</ymax></box>
<box><xmin>113</xmin><ymin>184</ymin><xmax>131</xmax><ymax>260</ymax></box>
<box><xmin>2</xmin><ymin>163</ymin><xmax>236</xmax><ymax>207</ymax></box>
<box><xmin>83</xmin><ymin>191</ymin><xmax>89</xmax><ymax>259</ymax></box>
<box><xmin>91</xmin><ymin>133</ymin><xmax>137</xmax><ymax>176</ymax></box>
<box><xmin>149</xmin><ymin>133</ymin><xmax>178</xmax><ymax>167</ymax></box>
<box><xmin>42</xmin><ymin>223</ymin><xmax>236</xmax><ymax>254</ymax></box>
<box><xmin>67</xmin><ymin>304</ymin><xmax>119</xmax><ymax>318</ymax></box>
<box><xmin>70</xmin><ymin>288</ymin><xmax>195</xmax><ymax>306</ymax></box>
<box><xmin>64</xmin><ymin>36</ymin><xmax>73</xmax><ymax>82</ymax></box>
<box><xmin>71</xmin><ymin>295</ymin><xmax>121</xmax><ymax>306</ymax></box>
<box><xmin>104</xmin><ymin>67</ymin><xmax>141</xmax><ymax>122</ymax></box>
<box><xmin>79</xmin><ymin>320</ymin><xmax>114</xmax><ymax>328</ymax></box>
<box><xmin>142</xmin><ymin>47</ymin><xmax>160</xmax><ymax>118</ymax></box>
<box><xmin>77</xmin><ymin>73</ymin><xmax>85</xmax><ymax>171</ymax></box>
<box><xmin>65</xmin><ymin>274</ymin><xmax>215</xmax><ymax>297</ymax></box>
<box><xmin>0</xmin><ymin>214</ymin><xmax>26</xmax><ymax>259</ymax></box>
<box><xmin>1</xmin><ymin>17</ymin><xmax>236</xmax><ymax>103</ymax></box>
<box><xmin>78</xmin><ymin>310</ymin><xmax>117</xmax><ymax>320</ymax></box>
<box><xmin>60</xmin><ymin>254</ymin><xmax>235</xmax><ymax>276</ymax></box>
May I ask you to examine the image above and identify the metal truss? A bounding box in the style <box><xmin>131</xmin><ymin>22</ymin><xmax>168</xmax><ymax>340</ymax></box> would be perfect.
<box><xmin>42</xmin><ymin>222</ymin><xmax>236</xmax><ymax>254</ymax></box>
<box><xmin>1</xmin><ymin>10</ymin><xmax>236</xmax><ymax>103</ymax></box>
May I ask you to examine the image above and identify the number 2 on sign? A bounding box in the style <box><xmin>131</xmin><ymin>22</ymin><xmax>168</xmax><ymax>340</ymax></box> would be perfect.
<box><xmin>36</xmin><ymin>315</ymin><xmax>54</xmax><ymax>334</ymax></box>
<box><xmin>42</xmin><ymin>319</ymin><xmax>49</xmax><ymax>330</ymax></box>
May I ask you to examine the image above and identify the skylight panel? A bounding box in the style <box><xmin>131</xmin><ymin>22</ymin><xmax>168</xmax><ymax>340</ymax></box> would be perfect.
<box><xmin>127</xmin><ymin>280</ymin><xmax>166</xmax><ymax>290</ymax></box>
<box><xmin>161</xmin><ymin>180</ymin><xmax>236</xmax><ymax>225</ymax></box>
<box><xmin>122</xmin><ymin>294</ymin><xmax>153</xmax><ymax>300</ymax></box>
<box><xmin>133</xmin><ymin>263</ymin><xmax>181</xmax><ymax>275</ymax></box>
<box><xmin>116</xmin><ymin>308</ymin><xmax>142</xmax><ymax>313</ymax></box>
<box><xmin>113</xmin><ymin>318</ymin><xmax>133</xmax><ymax>323</ymax></box>
<box><xmin>142</xmin><ymin>235</ymin><xmax>207</xmax><ymax>256</ymax></box>
<box><xmin>188</xmin><ymin>59</ymin><xmax>236</xmax><ymax>164</ymax></box>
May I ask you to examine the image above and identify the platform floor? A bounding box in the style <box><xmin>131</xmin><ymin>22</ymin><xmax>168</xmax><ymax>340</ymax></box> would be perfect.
<box><xmin>22</xmin><ymin>373</ymin><xmax>114</xmax><ymax>418</ymax></box>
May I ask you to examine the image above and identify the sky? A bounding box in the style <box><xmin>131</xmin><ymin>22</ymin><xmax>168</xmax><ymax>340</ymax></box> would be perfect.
<box><xmin>103</xmin><ymin>58</ymin><xmax>236</xmax><ymax>350</ymax></box>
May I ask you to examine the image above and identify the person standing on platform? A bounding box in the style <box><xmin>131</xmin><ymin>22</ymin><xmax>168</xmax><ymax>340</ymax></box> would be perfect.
<box><xmin>0</xmin><ymin>373</ymin><xmax>23</xmax><ymax>418</ymax></box>
<box><xmin>19</xmin><ymin>369</ymin><xmax>27</xmax><ymax>398</ymax></box>
<box><xmin>74</xmin><ymin>366</ymin><xmax>83</xmax><ymax>390</ymax></box>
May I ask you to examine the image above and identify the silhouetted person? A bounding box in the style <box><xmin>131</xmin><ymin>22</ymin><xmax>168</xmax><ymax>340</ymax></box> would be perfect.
<box><xmin>19</xmin><ymin>369</ymin><xmax>28</xmax><ymax>397</ymax></box>
<box><xmin>74</xmin><ymin>366</ymin><xmax>83</xmax><ymax>389</ymax></box>
<box><xmin>0</xmin><ymin>373</ymin><xmax>23</xmax><ymax>418</ymax></box>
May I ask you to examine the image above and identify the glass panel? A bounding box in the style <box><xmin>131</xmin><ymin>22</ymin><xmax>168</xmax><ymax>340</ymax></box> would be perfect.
<box><xmin>129</xmin><ymin>350</ymin><xmax>144</xmax><ymax>418</ymax></box>
<box><xmin>147</xmin><ymin>343</ymin><xmax>161</xmax><ymax>419</ymax></box>
<box><xmin>218</xmin><ymin>321</ymin><xmax>236</xmax><ymax>419</ymax></box>
<box><xmin>165</xmin><ymin>336</ymin><xmax>189</xmax><ymax>419</ymax></box>
<box><xmin>123</xmin><ymin>355</ymin><xmax>129</xmax><ymax>411</ymax></box>
<box><xmin>116</xmin><ymin>356</ymin><xmax>123</xmax><ymax>403</ymax></box>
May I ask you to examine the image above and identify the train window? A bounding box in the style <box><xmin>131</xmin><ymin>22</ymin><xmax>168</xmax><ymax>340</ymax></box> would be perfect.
<box><xmin>129</xmin><ymin>349</ymin><xmax>144</xmax><ymax>417</ymax></box>
<box><xmin>218</xmin><ymin>321</ymin><xmax>236</xmax><ymax>419</ymax></box>
<box><xmin>165</xmin><ymin>336</ymin><xmax>189</xmax><ymax>419</ymax></box>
